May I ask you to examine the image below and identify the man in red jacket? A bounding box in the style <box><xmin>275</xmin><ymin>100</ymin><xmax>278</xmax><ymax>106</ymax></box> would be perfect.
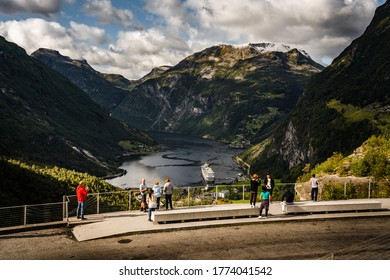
<box><xmin>76</xmin><ymin>181</ymin><xmax>89</xmax><ymax>220</ymax></box>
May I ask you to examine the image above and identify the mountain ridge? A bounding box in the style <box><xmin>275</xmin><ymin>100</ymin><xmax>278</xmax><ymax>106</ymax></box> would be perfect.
<box><xmin>112</xmin><ymin>43</ymin><xmax>324</xmax><ymax>145</ymax></box>
<box><xmin>241</xmin><ymin>0</ymin><xmax>390</xmax><ymax>179</ymax></box>
<box><xmin>31</xmin><ymin>48</ymin><xmax>131</xmax><ymax>111</ymax></box>
<box><xmin>0</xmin><ymin>36</ymin><xmax>157</xmax><ymax>176</ymax></box>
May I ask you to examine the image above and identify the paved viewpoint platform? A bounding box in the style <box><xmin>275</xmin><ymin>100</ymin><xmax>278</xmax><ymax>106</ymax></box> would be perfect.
<box><xmin>71</xmin><ymin>199</ymin><xmax>390</xmax><ymax>242</ymax></box>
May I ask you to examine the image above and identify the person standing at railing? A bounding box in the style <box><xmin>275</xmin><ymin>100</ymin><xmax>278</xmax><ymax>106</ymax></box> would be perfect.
<box><xmin>139</xmin><ymin>178</ymin><xmax>148</xmax><ymax>212</ymax></box>
<box><xmin>153</xmin><ymin>181</ymin><xmax>162</xmax><ymax>210</ymax></box>
<box><xmin>163</xmin><ymin>178</ymin><xmax>174</xmax><ymax>210</ymax></box>
<box><xmin>76</xmin><ymin>181</ymin><xmax>89</xmax><ymax>220</ymax></box>
<box><xmin>264</xmin><ymin>173</ymin><xmax>275</xmax><ymax>196</ymax></box>
<box><xmin>310</xmin><ymin>174</ymin><xmax>319</xmax><ymax>202</ymax></box>
<box><xmin>250</xmin><ymin>174</ymin><xmax>260</xmax><ymax>208</ymax></box>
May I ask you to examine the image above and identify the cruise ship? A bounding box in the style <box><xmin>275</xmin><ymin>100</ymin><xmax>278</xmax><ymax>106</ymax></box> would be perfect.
<box><xmin>201</xmin><ymin>163</ymin><xmax>215</xmax><ymax>185</ymax></box>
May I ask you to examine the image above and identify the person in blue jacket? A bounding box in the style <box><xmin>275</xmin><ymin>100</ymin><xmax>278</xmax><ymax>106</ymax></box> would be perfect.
<box><xmin>152</xmin><ymin>180</ymin><xmax>162</xmax><ymax>209</ymax></box>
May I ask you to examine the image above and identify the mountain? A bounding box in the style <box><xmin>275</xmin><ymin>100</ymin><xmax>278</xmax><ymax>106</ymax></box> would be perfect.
<box><xmin>0</xmin><ymin>36</ymin><xmax>157</xmax><ymax>176</ymax></box>
<box><xmin>112</xmin><ymin>43</ymin><xmax>324</xmax><ymax>145</ymax></box>
<box><xmin>241</xmin><ymin>1</ymin><xmax>390</xmax><ymax>179</ymax></box>
<box><xmin>31</xmin><ymin>48</ymin><xmax>131</xmax><ymax>111</ymax></box>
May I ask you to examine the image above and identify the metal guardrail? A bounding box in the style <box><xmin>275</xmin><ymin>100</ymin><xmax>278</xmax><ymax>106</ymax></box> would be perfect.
<box><xmin>0</xmin><ymin>202</ymin><xmax>67</xmax><ymax>228</ymax></box>
<box><xmin>0</xmin><ymin>181</ymin><xmax>379</xmax><ymax>229</ymax></box>
<box><xmin>64</xmin><ymin>190</ymin><xmax>132</xmax><ymax>217</ymax></box>
<box><xmin>0</xmin><ymin>186</ymin><xmax>272</xmax><ymax>228</ymax></box>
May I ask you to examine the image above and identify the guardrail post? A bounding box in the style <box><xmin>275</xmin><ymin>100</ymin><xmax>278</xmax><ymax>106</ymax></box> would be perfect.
<box><xmin>24</xmin><ymin>205</ymin><xmax>27</xmax><ymax>226</ymax></box>
<box><xmin>62</xmin><ymin>196</ymin><xmax>66</xmax><ymax>219</ymax></box>
<box><xmin>187</xmin><ymin>187</ymin><xmax>190</xmax><ymax>206</ymax></box>
<box><xmin>242</xmin><ymin>185</ymin><xmax>245</xmax><ymax>202</ymax></box>
<box><xmin>65</xmin><ymin>201</ymin><xmax>69</xmax><ymax>223</ymax></box>
<box><xmin>97</xmin><ymin>193</ymin><xmax>100</xmax><ymax>214</ymax></box>
<box><xmin>368</xmin><ymin>179</ymin><xmax>371</xmax><ymax>199</ymax></box>
<box><xmin>129</xmin><ymin>190</ymin><xmax>131</xmax><ymax>211</ymax></box>
<box><xmin>216</xmin><ymin>185</ymin><xmax>218</xmax><ymax>204</ymax></box>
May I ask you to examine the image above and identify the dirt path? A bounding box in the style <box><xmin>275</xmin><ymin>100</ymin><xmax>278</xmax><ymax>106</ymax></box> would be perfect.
<box><xmin>1</xmin><ymin>217</ymin><xmax>390</xmax><ymax>260</ymax></box>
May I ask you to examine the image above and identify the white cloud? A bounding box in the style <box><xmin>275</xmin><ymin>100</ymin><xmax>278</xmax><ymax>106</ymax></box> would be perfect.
<box><xmin>177</xmin><ymin>0</ymin><xmax>379</xmax><ymax>64</ymax></box>
<box><xmin>69</xmin><ymin>21</ymin><xmax>107</xmax><ymax>45</ymax></box>
<box><xmin>0</xmin><ymin>0</ymin><xmax>382</xmax><ymax>80</ymax></box>
<box><xmin>0</xmin><ymin>18</ymin><xmax>73</xmax><ymax>53</ymax></box>
<box><xmin>83</xmin><ymin>0</ymin><xmax>141</xmax><ymax>29</ymax></box>
<box><xmin>0</xmin><ymin>0</ymin><xmax>65</xmax><ymax>16</ymax></box>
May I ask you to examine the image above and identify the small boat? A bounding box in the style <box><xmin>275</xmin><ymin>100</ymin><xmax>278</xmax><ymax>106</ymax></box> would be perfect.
<box><xmin>201</xmin><ymin>163</ymin><xmax>215</xmax><ymax>185</ymax></box>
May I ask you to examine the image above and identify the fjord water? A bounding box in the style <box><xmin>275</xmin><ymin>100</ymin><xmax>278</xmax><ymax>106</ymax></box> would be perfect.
<box><xmin>107</xmin><ymin>132</ymin><xmax>244</xmax><ymax>188</ymax></box>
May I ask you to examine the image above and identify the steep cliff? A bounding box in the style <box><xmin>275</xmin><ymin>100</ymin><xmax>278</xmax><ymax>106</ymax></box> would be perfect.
<box><xmin>31</xmin><ymin>48</ymin><xmax>130</xmax><ymax>111</ymax></box>
<box><xmin>0</xmin><ymin>36</ymin><xmax>157</xmax><ymax>176</ymax></box>
<box><xmin>241</xmin><ymin>1</ymin><xmax>390</xmax><ymax>178</ymax></box>
<box><xmin>112</xmin><ymin>43</ymin><xmax>324</xmax><ymax>145</ymax></box>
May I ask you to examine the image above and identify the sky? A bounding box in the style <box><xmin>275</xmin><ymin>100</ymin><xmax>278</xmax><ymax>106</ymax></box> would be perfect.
<box><xmin>0</xmin><ymin>0</ymin><xmax>385</xmax><ymax>80</ymax></box>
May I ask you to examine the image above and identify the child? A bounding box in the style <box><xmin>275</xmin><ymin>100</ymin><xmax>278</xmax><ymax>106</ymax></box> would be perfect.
<box><xmin>258</xmin><ymin>186</ymin><xmax>271</xmax><ymax>219</ymax></box>
<box><xmin>147</xmin><ymin>189</ymin><xmax>158</xmax><ymax>222</ymax></box>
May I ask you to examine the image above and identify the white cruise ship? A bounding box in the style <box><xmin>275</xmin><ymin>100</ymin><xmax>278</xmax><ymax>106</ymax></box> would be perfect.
<box><xmin>201</xmin><ymin>163</ymin><xmax>215</xmax><ymax>185</ymax></box>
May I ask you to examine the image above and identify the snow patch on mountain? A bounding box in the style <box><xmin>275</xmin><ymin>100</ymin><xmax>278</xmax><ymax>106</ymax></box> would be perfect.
<box><xmin>232</xmin><ymin>43</ymin><xmax>310</xmax><ymax>58</ymax></box>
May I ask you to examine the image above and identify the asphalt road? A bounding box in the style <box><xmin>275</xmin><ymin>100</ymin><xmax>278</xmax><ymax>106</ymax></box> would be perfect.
<box><xmin>1</xmin><ymin>216</ymin><xmax>390</xmax><ymax>260</ymax></box>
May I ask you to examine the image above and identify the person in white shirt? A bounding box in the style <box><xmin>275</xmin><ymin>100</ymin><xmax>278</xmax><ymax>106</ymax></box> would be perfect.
<box><xmin>139</xmin><ymin>178</ymin><xmax>148</xmax><ymax>212</ymax></box>
<box><xmin>310</xmin><ymin>174</ymin><xmax>319</xmax><ymax>202</ymax></box>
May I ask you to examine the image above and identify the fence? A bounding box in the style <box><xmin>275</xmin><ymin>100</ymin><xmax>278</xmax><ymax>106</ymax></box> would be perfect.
<box><xmin>0</xmin><ymin>202</ymin><xmax>66</xmax><ymax>228</ymax></box>
<box><xmin>0</xmin><ymin>185</ymin><xmax>282</xmax><ymax>228</ymax></box>
<box><xmin>0</xmin><ymin>181</ymin><xmax>383</xmax><ymax>229</ymax></box>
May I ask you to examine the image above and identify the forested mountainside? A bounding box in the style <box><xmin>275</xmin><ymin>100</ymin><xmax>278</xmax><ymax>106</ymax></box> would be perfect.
<box><xmin>0</xmin><ymin>36</ymin><xmax>157</xmax><ymax>177</ymax></box>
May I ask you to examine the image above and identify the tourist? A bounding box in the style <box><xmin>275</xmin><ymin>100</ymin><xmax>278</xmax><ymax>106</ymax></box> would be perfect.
<box><xmin>139</xmin><ymin>178</ymin><xmax>148</xmax><ymax>212</ymax></box>
<box><xmin>281</xmin><ymin>187</ymin><xmax>295</xmax><ymax>204</ymax></box>
<box><xmin>264</xmin><ymin>173</ymin><xmax>275</xmax><ymax>196</ymax></box>
<box><xmin>258</xmin><ymin>186</ymin><xmax>271</xmax><ymax>219</ymax></box>
<box><xmin>310</xmin><ymin>174</ymin><xmax>319</xmax><ymax>202</ymax></box>
<box><xmin>163</xmin><ymin>178</ymin><xmax>174</xmax><ymax>210</ymax></box>
<box><xmin>152</xmin><ymin>180</ymin><xmax>162</xmax><ymax>209</ymax></box>
<box><xmin>76</xmin><ymin>180</ymin><xmax>89</xmax><ymax>220</ymax></box>
<box><xmin>250</xmin><ymin>174</ymin><xmax>260</xmax><ymax>207</ymax></box>
<box><xmin>147</xmin><ymin>189</ymin><xmax>158</xmax><ymax>222</ymax></box>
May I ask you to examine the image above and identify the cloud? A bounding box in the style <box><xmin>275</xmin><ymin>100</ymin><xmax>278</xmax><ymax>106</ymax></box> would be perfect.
<box><xmin>0</xmin><ymin>0</ymin><xmax>382</xmax><ymax>80</ymax></box>
<box><xmin>0</xmin><ymin>18</ymin><xmax>110</xmax><ymax>63</ymax></box>
<box><xmin>83</xmin><ymin>0</ymin><xmax>142</xmax><ymax>29</ymax></box>
<box><xmin>69</xmin><ymin>21</ymin><xmax>107</xmax><ymax>45</ymax></box>
<box><xmin>0</xmin><ymin>18</ymin><xmax>73</xmax><ymax>53</ymax></box>
<box><xmin>0</xmin><ymin>0</ymin><xmax>67</xmax><ymax>16</ymax></box>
